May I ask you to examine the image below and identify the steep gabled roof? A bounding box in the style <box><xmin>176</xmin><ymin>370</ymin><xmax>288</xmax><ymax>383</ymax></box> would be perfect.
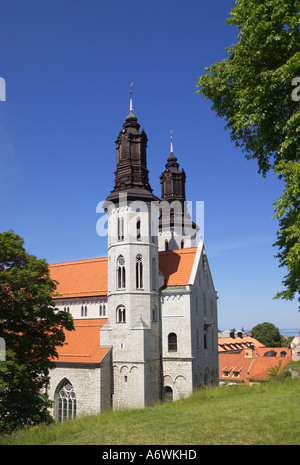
<box><xmin>49</xmin><ymin>248</ymin><xmax>198</xmax><ymax>299</ymax></box>
<box><xmin>159</xmin><ymin>247</ymin><xmax>197</xmax><ymax>286</ymax></box>
<box><xmin>50</xmin><ymin>257</ymin><xmax>108</xmax><ymax>299</ymax></box>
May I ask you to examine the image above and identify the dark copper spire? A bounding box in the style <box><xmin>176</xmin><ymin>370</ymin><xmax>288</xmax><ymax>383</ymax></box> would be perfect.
<box><xmin>106</xmin><ymin>86</ymin><xmax>159</xmax><ymax>204</ymax></box>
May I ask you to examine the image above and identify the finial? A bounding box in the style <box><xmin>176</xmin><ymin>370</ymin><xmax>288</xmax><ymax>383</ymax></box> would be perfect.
<box><xmin>167</xmin><ymin>129</ymin><xmax>178</xmax><ymax>163</ymax></box>
<box><xmin>125</xmin><ymin>82</ymin><xmax>137</xmax><ymax>122</ymax></box>
<box><xmin>130</xmin><ymin>82</ymin><xmax>134</xmax><ymax>112</ymax></box>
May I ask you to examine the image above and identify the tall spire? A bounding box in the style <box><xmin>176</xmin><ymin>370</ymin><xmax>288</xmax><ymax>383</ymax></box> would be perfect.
<box><xmin>105</xmin><ymin>85</ymin><xmax>159</xmax><ymax>204</ymax></box>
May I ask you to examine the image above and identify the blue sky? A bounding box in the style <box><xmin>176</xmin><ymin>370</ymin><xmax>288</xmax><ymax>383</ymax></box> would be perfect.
<box><xmin>0</xmin><ymin>0</ymin><xmax>298</xmax><ymax>332</ymax></box>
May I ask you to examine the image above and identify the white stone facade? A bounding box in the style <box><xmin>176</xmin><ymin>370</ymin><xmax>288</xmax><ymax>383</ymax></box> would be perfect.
<box><xmin>47</xmin><ymin>111</ymin><xmax>219</xmax><ymax>419</ymax></box>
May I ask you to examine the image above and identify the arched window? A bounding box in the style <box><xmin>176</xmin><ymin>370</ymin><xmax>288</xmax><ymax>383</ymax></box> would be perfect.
<box><xmin>118</xmin><ymin>217</ymin><xmax>124</xmax><ymax>241</ymax></box>
<box><xmin>181</xmin><ymin>240</ymin><xmax>184</xmax><ymax>249</ymax></box>
<box><xmin>116</xmin><ymin>306</ymin><xmax>126</xmax><ymax>323</ymax></box>
<box><xmin>81</xmin><ymin>305</ymin><xmax>87</xmax><ymax>317</ymax></box>
<box><xmin>164</xmin><ymin>386</ymin><xmax>173</xmax><ymax>402</ymax></box>
<box><xmin>57</xmin><ymin>380</ymin><xmax>76</xmax><ymax>422</ymax></box>
<box><xmin>168</xmin><ymin>332</ymin><xmax>177</xmax><ymax>352</ymax></box>
<box><xmin>136</xmin><ymin>218</ymin><xmax>141</xmax><ymax>241</ymax></box>
<box><xmin>117</xmin><ymin>255</ymin><xmax>126</xmax><ymax>289</ymax></box>
<box><xmin>136</xmin><ymin>254</ymin><xmax>143</xmax><ymax>289</ymax></box>
<box><xmin>103</xmin><ymin>304</ymin><xmax>106</xmax><ymax>316</ymax></box>
<box><xmin>165</xmin><ymin>240</ymin><xmax>169</xmax><ymax>251</ymax></box>
<box><xmin>99</xmin><ymin>304</ymin><xmax>102</xmax><ymax>316</ymax></box>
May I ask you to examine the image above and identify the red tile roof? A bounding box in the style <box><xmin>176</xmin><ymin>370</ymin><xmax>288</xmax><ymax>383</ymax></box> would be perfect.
<box><xmin>219</xmin><ymin>351</ymin><xmax>253</xmax><ymax>383</ymax></box>
<box><xmin>159</xmin><ymin>248</ymin><xmax>197</xmax><ymax>286</ymax></box>
<box><xmin>53</xmin><ymin>318</ymin><xmax>109</xmax><ymax>364</ymax></box>
<box><xmin>219</xmin><ymin>347</ymin><xmax>292</xmax><ymax>383</ymax></box>
<box><xmin>248</xmin><ymin>348</ymin><xmax>292</xmax><ymax>381</ymax></box>
<box><xmin>218</xmin><ymin>336</ymin><xmax>265</xmax><ymax>352</ymax></box>
<box><xmin>49</xmin><ymin>248</ymin><xmax>198</xmax><ymax>299</ymax></box>
<box><xmin>50</xmin><ymin>257</ymin><xmax>108</xmax><ymax>299</ymax></box>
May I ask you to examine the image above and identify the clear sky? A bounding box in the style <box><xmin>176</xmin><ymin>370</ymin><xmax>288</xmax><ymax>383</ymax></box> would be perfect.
<box><xmin>0</xmin><ymin>0</ymin><xmax>298</xmax><ymax>332</ymax></box>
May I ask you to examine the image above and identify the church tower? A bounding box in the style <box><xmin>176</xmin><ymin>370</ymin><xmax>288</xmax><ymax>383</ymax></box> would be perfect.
<box><xmin>158</xmin><ymin>133</ymin><xmax>199</xmax><ymax>251</ymax></box>
<box><xmin>101</xmin><ymin>89</ymin><xmax>162</xmax><ymax>409</ymax></box>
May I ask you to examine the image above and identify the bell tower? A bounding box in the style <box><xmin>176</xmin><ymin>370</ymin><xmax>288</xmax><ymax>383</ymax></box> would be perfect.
<box><xmin>101</xmin><ymin>86</ymin><xmax>162</xmax><ymax>410</ymax></box>
<box><xmin>158</xmin><ymin>132</ymin><xmax>199</xmax><ymax>251</ymax></box>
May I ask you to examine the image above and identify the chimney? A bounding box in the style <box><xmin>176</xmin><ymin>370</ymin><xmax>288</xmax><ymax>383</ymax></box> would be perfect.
<box><xmin>245</xmin><ymin>343</ymin><xmax>255</xmax><ymax>359</ymax></box>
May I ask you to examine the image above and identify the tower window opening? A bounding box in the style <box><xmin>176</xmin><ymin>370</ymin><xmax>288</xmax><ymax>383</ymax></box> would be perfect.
<box><xmin>168</xmin><ymin>332</ymin><xmax>177</xmax><ymax>352</ymax></box>
<box><xmin>117</xmin><ymin>306</ymin><xmax>126</xmax><ymax>323</ymax></box>
<box><xmin>136</xmin><ymin>218</ymin><xmax>141</xmax><ymax>241</ymax></box>
<box><xmin>117</xmin><ymin>255</ymin><xmax>126</xmax><ymax>289</ymax></box>
<box><xmin>136</xmin><ymin>254</ymin><xmax>143</xmax><ymax>289</ymax></box>
<box><xmin>118</xmin><ymin>217</ymin><xmax>124</xmax><ymax>241</ymax></box>
<box><xmin>152</xmin><ymin>258</ymin><xmax>156</xmax><ymax>290</ymax></box>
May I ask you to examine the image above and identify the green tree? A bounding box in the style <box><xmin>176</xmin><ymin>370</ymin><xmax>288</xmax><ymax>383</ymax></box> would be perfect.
<box><xmin>251</xmin><ymin>322</ymin><xmax>282</xmax><ymax>347</ymax></box>
<box><xmin>196</xmin><ymin>0</ymin><xmax>300</xmax><ymax>307</ymax></box>
<box><xmin>0</xmin><ymin>231</ymin><xmax>74</xmax><ymax>433</ymax></box>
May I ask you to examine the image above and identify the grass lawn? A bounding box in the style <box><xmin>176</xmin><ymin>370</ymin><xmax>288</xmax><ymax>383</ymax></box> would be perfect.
<box><xmin>1</xmin><ymin>376</ymin><xmax>300</xmax><ymax>445</ymax></box>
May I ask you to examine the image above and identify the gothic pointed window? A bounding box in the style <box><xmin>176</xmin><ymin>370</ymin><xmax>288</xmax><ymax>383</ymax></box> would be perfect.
<box><xmin>117</xmin><ymin>255</ymin><xmax>126</xmax><ymax>289</ymax></box>
<box><xmin>57</xmin><ymin>380</ymin><xmax>76</xmax><ymax>422</ymax></box>
<box><xmin>136</xmin><ymin>254</ymin><xmax>143</xmax><ymax>289</ymax></box>
<box><xmin>116</xmin><ymin>305</ymin><xmax>126</xmax><ymax>323</ymax></box>
<box><xmin>181</xmin><ymin>240</ymin><xmax>184</xmax><ymax>249</ymax></box>
<box><xmin>165</xmin><ymin>240</ymin><xmax>169</xmax><ymax>251</ymax></box>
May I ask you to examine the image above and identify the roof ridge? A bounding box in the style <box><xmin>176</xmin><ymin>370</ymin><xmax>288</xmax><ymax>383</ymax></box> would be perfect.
<box><xmin>50</xmin><ymin>257</ymin><xmax>108</xmax><ymax>267</ymax></box>
<box><xmin>50</xmin><ymin>247</ymin><xmax>198</xmax><ymax>267</ymax></box>
<box><xmin>159</xmin><ymin>247</ymin><xmax>197</xmax><ymax>255</ymax></box>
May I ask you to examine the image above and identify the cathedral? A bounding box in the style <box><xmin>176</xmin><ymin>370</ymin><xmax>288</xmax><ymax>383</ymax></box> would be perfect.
<box><xmin>47</xmin><ymin>98</ymin><xmax>219</xmax><ymax>421</ymax></box>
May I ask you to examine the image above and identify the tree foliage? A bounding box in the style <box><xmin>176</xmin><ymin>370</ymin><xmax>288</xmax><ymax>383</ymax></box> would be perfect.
<box><xmin>196</xmin><ymin>0</ymin><xmax>300</xmax><ymax>306</ymax></box>
<box><xmin>251</xmin><ymin>321</ymin><xmax>282</xmax><ymax>347</ymax></box>
<box><xmin>0</xmin><ymin>231</ymin><xmax>74</xmax><ymax>433</ymax></box>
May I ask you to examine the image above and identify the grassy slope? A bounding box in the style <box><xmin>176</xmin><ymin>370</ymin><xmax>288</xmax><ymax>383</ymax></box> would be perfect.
<box><xmin>1</xmin><ymin>375</ymin><xmax>300</xmax><ymax>446</ymax></box>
